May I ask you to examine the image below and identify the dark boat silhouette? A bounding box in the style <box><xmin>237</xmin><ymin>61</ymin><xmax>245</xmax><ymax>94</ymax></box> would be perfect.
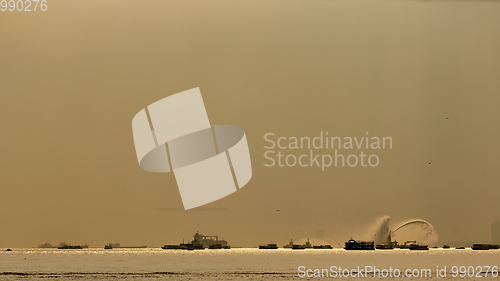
<box><xmin>105</xmin><ymin>242</ymin><xmax>146</xmax><ymax>249</ymax></box>
<box><xmin>162</xmin><ymin>232</ymin><xmax>229</xmax><ymax>250</ymax></box>
<box><xmin>472</xmin><ymin>244</ymin><xmax>500</xmax><ymax>250</ymax></box>
<box><xmin>376</xmin><ymin>244</ymin><xmax>393</xmax><ymax>250</ymax></box>
<box><xmin>57</xmin><ymin>243</ymin><xmax>82</xmax><ymax>249</ymax></box>
<box><xmin>344</xmin><ymin>238</ymin><xmax>375</xmax><ymax>250</ymax></box>
<box><xmin>303</xmin><ymin>238</ymin><xmax>313</xmax><ymax>249</ymax></box>
<box><xmin>38</xmin><ymin>242</ymin><xmax>56</xmax><ymax>248</ymax></box>
<box><xmin>399</xmin><ymin>241</ymin><xmax>417</xmax><ymax>249</ymax></box>
<box><xmin>283</xmin><ymin>239</ymin><xmax>294</xmax><ymax>249</ymax></box>
<box><xmin>313</xmin><ymin>245</ymin><xmax>333</xmax><ymax>249</ymax></box>
<box><xmin>162</xmin><ymin>243</ymin><xmax>204</xmax><ymax>250</ymax></box>
<box><xmin>292</xmin><ymin>244</ymin><xmax>305</xmax><ymax>250</ymax></box>
<box><xmin>209</xmin><ymin>243</ymin><xmax>231</xmax><ymax>249</ymax></box>
<box><xmin>259</xmin><ymin>243</ymin><xmax>278</xmax><ymax>249</ymax></box>
<box><xmin>409</xmin><ymin>243</ymin><xmax>429</xmax><ymax>250</ymax></box>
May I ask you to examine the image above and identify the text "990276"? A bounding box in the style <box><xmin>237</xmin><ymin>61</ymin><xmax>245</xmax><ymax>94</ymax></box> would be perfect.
<box><xmin>1</xmin><ymin>0</ymin><xmax>47</xmax><ymax>11</ymax></box>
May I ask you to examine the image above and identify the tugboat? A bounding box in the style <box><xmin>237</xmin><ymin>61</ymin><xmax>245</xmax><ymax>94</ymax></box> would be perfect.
<box><xmin>104</xmin><ymin>244</ymin><xmax>113</xmax><ymax>249</ymax></box>
<box><xmin>259</xmin><ymin>243</ymin><xmax>278</xmax><ymax>249</ymax></box>
<box><xmin>344</xmin><ymin>238</ymin><xmax>375</xmax><ymax>250</ymax></box>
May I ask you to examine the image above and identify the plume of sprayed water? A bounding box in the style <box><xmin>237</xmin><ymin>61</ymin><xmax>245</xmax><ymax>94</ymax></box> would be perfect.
<box><xmin>369</xmin><ymin>216</ymin><xmax>439</xmax><ymax>246</ymax></box>
<box><xmin>363</xmin><ymin>216</ymin><xmax>391</xmax><ymax>245</ymax></box>
<box><xmin>374</xmin><ymin>216</ymin><xmax>391</xmax><ymax>245</ymax></box>
<box><xmin>391</xmin><ymin>219</ymin><xmax>439</xmax><ymax>246</ymax></box>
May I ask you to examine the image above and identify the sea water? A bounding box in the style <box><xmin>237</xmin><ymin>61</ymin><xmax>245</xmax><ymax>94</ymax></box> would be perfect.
<box><xmin>1</xmin><ymin>248</ymin><xmax>499</xmax><ymax>280</ymax></box>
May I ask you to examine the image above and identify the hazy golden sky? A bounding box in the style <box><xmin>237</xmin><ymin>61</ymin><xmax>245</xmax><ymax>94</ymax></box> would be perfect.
<box><xmin>1</xmin><ymin>0</ymin><xmax>499</xmax><ymax>247</ymax></box>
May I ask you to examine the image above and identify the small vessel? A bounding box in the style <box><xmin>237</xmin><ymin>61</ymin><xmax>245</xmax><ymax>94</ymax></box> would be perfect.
<box><xmin>57</xmin><ymin>243</ymin><xmax>82</xmax><ymax>249</ymax></box>
<box><xmin>283</xmin><ymin>239</ymin><xmax>294</xmax><ymax>249</ymax></box>
<box><xmin>106</xmin><ymin>242</ymin><xmax>147</xmax><ymax>249</ymax></box>
<box><xmin>443</xmin><ymin>245</ymin><xmax>450</xmax><ymax>249</ymax></box>
<box><xmin>456</xmin><ymin>246</ymin><xmax>465</xmax><ymax>249</ymax></box>
<box><xmin>58</xmin><ymin>245</ymin><xmax>82</xmax><ymax>249</ymax></box>
<box><xmin>399</xmin><ymin>241</ymin><xmax>417</xmax><ymax>249</ymax></box>
<box><xmin>409</xmin><ymin>243</ymin><xmax>429</xmax><ymax>250</ymax></box>
<box><xmin>162</xmin><ymin>232</ymin><xmax>229</xmax><ymax>250</ymax></box>
<box><xmin>391</xmin><ymin>240</ymin><xmax>400</xmax><ymax>249</ymax></box>
<box><xmin>259</xmin><ymin>243</ymin><xmax>278</xmax><ymax>249</ymax></box>
<box><xmin>192</xmin><ymin>231</ymin><xmax>228</xmax><ymax>248</ymax></box>
<box><xmin>472</xmin><ymin>244</ymin><xmax>500</xmax><ymax>250</ymax></box>
<box><xmin>292</xmin><ymin>244</ymin><xmax>305</xmax><ymax>250</ymax></box>
<box><xmin>5</xmin><ymin>249</ymin><xmax>12</xmax><ymax>251</ymax></box>
<box><xmin>38</xmin><ymin>242</ymin><xmax>56</xmax><ymax>248</ymax></box>
<box><xmin>344</xmin><ymin>238</ymin><xmax>375</xmax><ymax>250</ymax></box>
<box><xmin>313</xmin><ymin>245</ymin><xmax>333</xmax><ymax>249</ymax></box>
<box><xmin>376</xmin><ymin>244</ymin><xmax>393</xmax><ymax>250</ymax></box>
<box><xmin>104</xmin><ymin>244</ymin><xmax>113</xmax><ymax>249</ymax></box>
<box><xmin>303</xmin><ymin>238</ymin><xmax>313</xmax><ymax>249</ymax></box>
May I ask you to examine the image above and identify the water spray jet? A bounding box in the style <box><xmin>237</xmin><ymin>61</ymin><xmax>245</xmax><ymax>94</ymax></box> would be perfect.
<box><xmin>373</xmin><ymin>216</ymin><xmax>438</xmax><ymax>247</ymax></box>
